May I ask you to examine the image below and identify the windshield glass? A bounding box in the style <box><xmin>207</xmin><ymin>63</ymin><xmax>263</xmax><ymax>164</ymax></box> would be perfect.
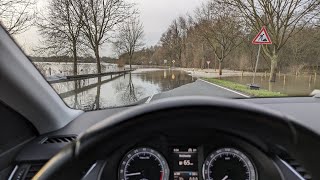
<box><xmin>1</xmin><ymin>0</ymin><xmax>320</xmax><ymax>110</ymax></box>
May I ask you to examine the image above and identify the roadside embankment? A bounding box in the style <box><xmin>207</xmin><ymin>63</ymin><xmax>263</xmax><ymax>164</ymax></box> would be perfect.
<box><xmin>177</xmin><ymin>68</ymin><xmax>264</xmax><ymax>78</ymax></box>
<box><xmin>202</xmin><ymin>78</ymin><xmax>287</xmax><ymax>97</ymax></box>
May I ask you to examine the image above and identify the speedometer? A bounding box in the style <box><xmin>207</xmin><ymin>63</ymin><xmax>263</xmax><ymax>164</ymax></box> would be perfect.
<box><xmin>118</xmin><ymin>147</ymin><xmax>170</xmax><ymax>180</ymax></box>
<box><xmin>203</xmin><ymin>148</ymin><xmax>257</xmax><ymax>180</ymax></box>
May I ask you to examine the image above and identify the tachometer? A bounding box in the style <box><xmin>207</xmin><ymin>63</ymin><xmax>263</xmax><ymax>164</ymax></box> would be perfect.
<box><xmin>119</xmin><ymin>147</ymin><xmax>170</xmax><ymax>180</ymax></box>
<box><xmin>203</xmin><ymin>148</ymin><xmax>257</xmax><ymax>180</ymax></box>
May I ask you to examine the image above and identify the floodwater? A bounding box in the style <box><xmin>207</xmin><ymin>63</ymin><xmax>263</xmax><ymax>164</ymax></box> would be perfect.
<box><xmin>51</xmin><ymin>69</ymin><xmax>195</xmax><ymax>110</ymax></box>
<box><xmin>34</xmin><ymin>62</ymin><xmax>121</xmax><ymax>76</ymax></box>
<box><xmin>222</xmin><ymin>75</ymin><xmax>320</xmax><ymax>96</ymax></box>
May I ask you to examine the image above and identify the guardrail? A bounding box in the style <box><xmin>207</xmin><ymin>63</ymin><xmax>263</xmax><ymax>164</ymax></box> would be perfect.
<box><xmin>59</xmin><ymin>74</ymin><xmax>124</xmax><ymax>98</ymax></box>
<box><xmin>47</xmin><ymin>70</ymin><xmax>133</xmax><ymax>84</ymax></box>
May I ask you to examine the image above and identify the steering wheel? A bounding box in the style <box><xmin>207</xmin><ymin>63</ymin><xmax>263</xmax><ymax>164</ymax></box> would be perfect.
<box><xmin>33</xmin><ymin>97</ymin><xmax>320</xmax><ymax>180</ymax></box>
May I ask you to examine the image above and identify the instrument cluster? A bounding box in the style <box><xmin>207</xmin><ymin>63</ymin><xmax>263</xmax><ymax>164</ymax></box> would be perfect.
<box><xmin>101</xmin><ymin>130</ymin><xmax>281</xmax><ymax>180</ymax></box>
<box><xmin>118</xmin><ymin>146</ymin><xmax>257</xmax><ymax>180</ymax></box>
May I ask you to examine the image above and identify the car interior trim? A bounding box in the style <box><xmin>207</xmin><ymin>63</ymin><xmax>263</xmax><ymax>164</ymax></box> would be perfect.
<box><xmin>8</xmin><ymin>165</ymin><xmax>18</xmax><ymax>180</ymax></box>
<box><xmin>277</xmin><ymin>157</ymin><xmax>305</xmax><ymax>180</ymax></box>
<box><xmin>0</xmin><ymin>26</ymin><xmax>83</xmax><ymax>134</ymax></box>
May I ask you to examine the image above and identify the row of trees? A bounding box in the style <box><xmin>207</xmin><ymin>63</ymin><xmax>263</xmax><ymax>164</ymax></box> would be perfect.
<box><xmin>2</xmin><ymin>0</ymin><xmax>320</xmax><ymax>83</ymax></box>
<box><xmin>143</xmin><ymin>0</ymin><xmax>320</xmax><ymax>82</ymax></box>
<box><xmin>0</xmin><ymin>0</ymin><xmax>35</xmax><ymax>35</ymax></box>
<box><xmin>37</xmin><ymin>0</ymin><xmax>144</xmax><ymax>75</ymax></box>
<box><xmin>0</xmin><ymin>0</ymin><xmax>144</xmax><ymax>75</ymax></box>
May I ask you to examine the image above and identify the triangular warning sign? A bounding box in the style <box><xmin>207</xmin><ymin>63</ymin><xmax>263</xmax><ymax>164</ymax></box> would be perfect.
<box><xmin>252</xmin><ymin>26</ymin><xmax>272</xmax><ymax>45</ymax></box>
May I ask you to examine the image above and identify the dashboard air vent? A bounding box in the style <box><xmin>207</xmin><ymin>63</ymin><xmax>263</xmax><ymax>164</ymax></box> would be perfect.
<box><xmin>282</xmin><ymin>157</ymin><xmax>312</xmax><ymax>180</ymax></box>
<box><xmin>9</xmin><ymin>162</ymin><xmax>46</xmax><ymax>180</ymax></box>
<box><xmin>24</xmin><ymin>163</ymin><xmax>44</xmax><ymax>180</ymax></box>
<box><xmin>40</xmin><ymin>135</ymin><xmax>77</xmax><ymax>144</ymax></box>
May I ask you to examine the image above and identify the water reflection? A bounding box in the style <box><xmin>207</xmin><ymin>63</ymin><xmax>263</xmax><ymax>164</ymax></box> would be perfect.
<box><xmin>114</xmin><ymin>73</ymin><xmax>142</xmax><ymax>105</ymax></box>
<box><xmin>222</xmin><ymin>75</ymin><xmax>320</xmax><ymax>96</ymax></box>
<box><xmin>94</xmin><ymin>77</ymin><xmax>101</xmax><ymax>110</ymax></box>
<box><xmin>51</xmin><ymin>69</ymin><xmax>195</xmax><ymax>110</ymax></box>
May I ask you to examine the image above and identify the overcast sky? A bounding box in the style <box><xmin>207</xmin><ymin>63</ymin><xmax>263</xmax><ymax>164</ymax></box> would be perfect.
<box><xmin>13</xmin><ymin>0</ymin><xmax>205</xmax><ymax>57</ymax></box>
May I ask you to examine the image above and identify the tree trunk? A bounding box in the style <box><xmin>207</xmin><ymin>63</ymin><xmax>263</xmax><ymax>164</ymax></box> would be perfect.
<box><xmin>219</xmin><ymin>61</ymin><xmax>223</xmax><ymax>76</ymax></box>
<box><xmin>73</xmin><ymin>81</ymin><xmax>78</xmax><ymax>109</ymax></box>
<box><xmin>269</xmin><ymin>55</ymin><xmax>278</xmax><ymax>82</ymax></box>
<box><xmin>72</xmin><ymin>43</ymin><xmax>78</xmax><ymax>75</ymax></box>
<box><xmin>94</xmin><ymin>77</ymin><xmax>102</xmax><ymax>110</ymax></box>
<box><xmin>129</xmin><ymin>54</ymin><xmax>132</xmax><ymax>70</ymax></box>
<box><xmin>214</xmin><ymin>55</ymin><xmax>217</xmax><ymax>71</ymax></box>
<box><xmin>268</xmin><ymin>82</ymin><xmax>273</xmax><ymax>91</ymax></box>
<box><xmin>94</xmin><ymin>47</ymin><xmax>102</xmax><ymax>74</ymax></box>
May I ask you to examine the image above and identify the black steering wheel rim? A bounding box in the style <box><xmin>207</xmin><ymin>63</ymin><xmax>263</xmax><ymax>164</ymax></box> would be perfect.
<box><xmin>33</xmin><ymin>96</ymin><xmax>320</xmax><ymax>180</ymax></box>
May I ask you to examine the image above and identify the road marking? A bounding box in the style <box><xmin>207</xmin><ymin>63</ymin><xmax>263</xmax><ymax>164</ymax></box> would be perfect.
<box><xmin>145</xmin><ymin>94</ymin><xmax>155</xmax><ymax>104</ymax></box>
<box><xmin>199</xmin><ymin>79</ymin><xmax>250</xmax><ymax>98</ymax></box>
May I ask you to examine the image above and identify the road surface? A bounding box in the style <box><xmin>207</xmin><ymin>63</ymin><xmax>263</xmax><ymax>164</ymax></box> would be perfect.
<box><xmin>147</xmin><ymin>79</ymin><xmax>249</xmax><ymax>103</ymax></box>
<box><xmin>52</xmin><ymin>68</ymin><xmax>250</xmax><ymax>109</ymax></box>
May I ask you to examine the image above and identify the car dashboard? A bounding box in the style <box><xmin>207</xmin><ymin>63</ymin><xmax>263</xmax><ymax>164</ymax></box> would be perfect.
<box><xmin>101</xmin><ymin>129</ymin><xmax>281</xmax><ymax>180</ymax></box>
<box><xmin>9</xmin><ymin>97</ymin><xmax>320</xmax><ymax>180</ymax></box>
<box><xmin>11</xmin><ymin>129</ymin><xmax>310</xmax><ymax>180</ymax></box>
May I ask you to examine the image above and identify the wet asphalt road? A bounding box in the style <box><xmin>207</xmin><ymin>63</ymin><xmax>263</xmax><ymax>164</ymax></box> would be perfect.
<box><xmin>149</xmin><ymin>79</ymin><xmax>249</xmax><ymax>103</ymax></box>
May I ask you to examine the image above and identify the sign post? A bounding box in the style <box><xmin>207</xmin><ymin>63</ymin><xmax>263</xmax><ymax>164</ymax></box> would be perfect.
<box><xmin>252</xmin><ymin>26</ymin><xmax>272</xmax><ymax>85</ymax></box>
<box><xmin>164</xmin><ymin>59</ymin><xmax>167</xmax><ymax>68</ymax></box>
<box><xmin>253</xmin><ymin>45</ymin><xmax>261</xmax><ymax>84</ymax></box>
<box><xmin>172</xmin><ymin>60</ymin><xmax>176</xmax><ymax>68</ymax></box>
<box><xmin>206</xmin><ymin>61</ymin><xmax>211</xmax><ymax>69</ymax></box>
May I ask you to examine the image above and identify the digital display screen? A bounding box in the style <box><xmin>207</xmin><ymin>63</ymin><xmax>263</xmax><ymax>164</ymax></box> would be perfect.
<box><xmin>172</xmin><ymin>147</ymin><xmax>199</xmax><ymax>180</ymax></box>
<box><xmin>174</xmin><ymin>171</ymin><xmax>198</xmax><ymax>180</ymax></box>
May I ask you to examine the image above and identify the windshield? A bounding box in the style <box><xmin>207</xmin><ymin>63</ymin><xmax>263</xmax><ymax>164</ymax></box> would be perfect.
<box><xmin>1</xmin><ymin>0</ymin><xmax>320</xmax><ymax>111</ymax></box>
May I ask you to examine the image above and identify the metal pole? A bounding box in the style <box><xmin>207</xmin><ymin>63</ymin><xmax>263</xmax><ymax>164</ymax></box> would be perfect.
<box><xmin>253</xmin><ymin>45</ymin><xmax>261</xmax><ymax>84</ymax></box>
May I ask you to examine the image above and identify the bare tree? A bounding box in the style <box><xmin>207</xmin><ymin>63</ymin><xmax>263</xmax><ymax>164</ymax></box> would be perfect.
<box><xmin>281</xmin><ymin>26</ymin><xmax>320</xmax><ymax>74</ymax></box>
<box><xmin>222</xmin><ymin>0</ymin><xmax>320</xmax><ymax>82</ymax></box>
<box><xmin>160</xmin><ymin>19</ymin><xmax>184</xmax><ymax>67</ymax></box>
<box><xmin>0</xmin><ymin>0</ymin><xmax>35</xmax><ymax>35</ymax></box>
<box><xmin>37</xmin><ymin>0</ymin><xmax>83</xmax><ymax>75</ymax></box>
<box><xmin>194</xmin><ymin>1</ymin><xmax>243</xmax><ymax>75</ymax></box>
<box><xmin>113</xmin><ymin>16</ymin><xmax>144</xmax><ymax>70</ymax></box>
<box><xmin>72</xmin><ymin>0</ymin><xmax>136</xmax><ymax>74</ymax></box>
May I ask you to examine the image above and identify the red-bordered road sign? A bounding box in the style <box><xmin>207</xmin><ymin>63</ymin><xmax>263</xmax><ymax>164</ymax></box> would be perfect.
<box><xmin>252</xmin><ymin>26</ymin><xmax>272</xmax><ymax>45</ymax></box>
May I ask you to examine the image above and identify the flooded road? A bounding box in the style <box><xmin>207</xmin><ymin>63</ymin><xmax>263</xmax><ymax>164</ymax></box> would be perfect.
<box><xmin>48</xmin><ymin>67</ymin><xmax>319</xmax><ymax>111</ymax></box>
<box><xmin>222</xmin><ymin>75</ymin><xmax>320</xmax><ymax>96</ymax></box>
<box><xmin>51</xmin><ymin>69</ymin><xmax>195</xmax><ymax>110</ymax></box>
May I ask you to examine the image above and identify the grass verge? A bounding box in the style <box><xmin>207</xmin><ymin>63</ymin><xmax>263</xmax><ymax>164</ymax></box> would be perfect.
<box><xmin>203</xmin><ymin>78</ymin><xmax>287</xmax><ymax>97</ymax></box>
